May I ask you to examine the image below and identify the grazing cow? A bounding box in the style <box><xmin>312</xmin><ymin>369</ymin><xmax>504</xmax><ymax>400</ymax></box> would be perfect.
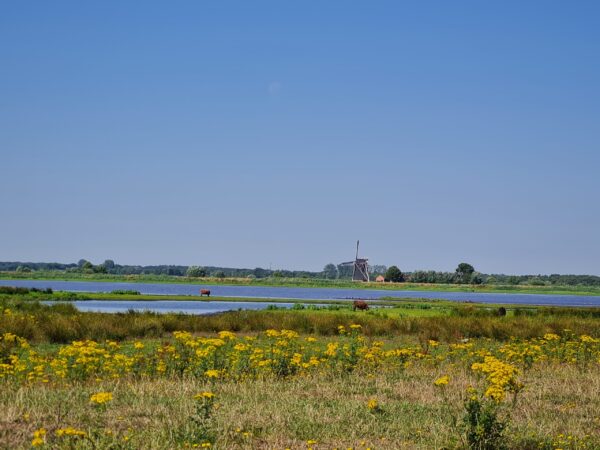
<box><xmin>353</xmin><ymin>300</ymin><xmax>369</xmax><ymax>311</ymax></box>
<box><xmin>200</xmin><ymin>289</ymin><xmax>211</xmax><ymax>297</ymax></box>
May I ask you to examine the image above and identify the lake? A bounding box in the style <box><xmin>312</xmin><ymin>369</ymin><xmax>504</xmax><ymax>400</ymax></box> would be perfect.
<box><xmin>47</xmin><ymin>299</ymin><xmax>302</xmax><ymax>314</ymax></box>
<box><xmin>3</xmin><ymin>279</ymin><xmax>600</xmax><ymax>307</ymax></box>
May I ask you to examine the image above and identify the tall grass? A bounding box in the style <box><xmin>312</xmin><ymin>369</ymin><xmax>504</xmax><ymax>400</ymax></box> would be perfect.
<box><xmin>2</xmin><ymin>300</ymin><xmax>599</xmax><ymax>344</ymax></box>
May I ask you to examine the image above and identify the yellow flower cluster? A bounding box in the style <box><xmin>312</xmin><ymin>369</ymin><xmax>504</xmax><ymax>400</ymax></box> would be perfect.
<box><xmin>367</xmin><ymin>398</ymin><xmax>379</xmax><ymax>410</ymax></box>
<box><xmin>194</xmin><ymin>391</ymin><xmax>215</xmax><ymax>400</ymax></box>
<box><xmin>0</xmin><ymin>328</ymin><xmax>598</xmax><ymax>390</ymax></box>
<box><xmin>434</xmin><ymin>375</ymin><xmax>450</xmax><ymax>387</ymax></box>
<box><xmin>31</xmin><ymin>428</ymin><xmax>46</xmax><ymax>447</ymax></box>
<box><xmin>55</xmin><ymin>427</ymin><xmax>87</xmax><ymax>438</ymax></box>
<box><xmin>471</xmin><ymin>356</ymin><xmax>521</xmax><ymax>401</ymax></box>
<box><xmin>90</xmin><ymin>391</ymin><xmax>113</xmax><ymax>405</ymax></box>
<box><xmin>550</xmin><ymin>432</ymin><xmax>593</xmax><ymax>450</ymax></box>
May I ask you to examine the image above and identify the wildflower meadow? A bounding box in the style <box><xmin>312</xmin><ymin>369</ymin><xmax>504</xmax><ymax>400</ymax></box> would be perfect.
<box><xmin>1</xmin><ymin>312</ymin><xmax>599</xmax><ymax>449</ymax></box>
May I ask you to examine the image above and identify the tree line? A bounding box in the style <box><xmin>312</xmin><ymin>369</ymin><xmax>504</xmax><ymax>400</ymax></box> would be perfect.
<box><xmin>1</xmin><ymin>260</ymin><xmax>600</xmax><ymax>286</ymax></box>
<box><xmin>0</xmin><ymin>260</ymin><xmax>324</xmax><ymax>279</ymax></box>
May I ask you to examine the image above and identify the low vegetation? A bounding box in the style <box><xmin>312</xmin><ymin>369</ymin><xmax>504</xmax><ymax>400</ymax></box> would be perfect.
<box><xmin>0</xmin><ymin>320</ymin><xmax>598</xmax><ymax>449</ymax></box>
<box><xmin>1</xmin><ymin>298</ymin><xmax>600</xmax><ymax>344</ymax></box>
<box><xmin>1</xmin><ymin>292</ymin><xmax>599</xmax><ymax>449</ymax></box>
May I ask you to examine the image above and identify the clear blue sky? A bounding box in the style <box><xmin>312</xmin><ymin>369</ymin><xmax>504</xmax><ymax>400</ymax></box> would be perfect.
<box><xmin>1</xmin><ymin>2</ymin><xmax>599</xmax><ymax>275</ymax></box>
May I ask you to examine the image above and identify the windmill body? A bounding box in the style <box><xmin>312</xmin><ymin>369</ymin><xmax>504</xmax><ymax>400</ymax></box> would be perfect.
<box><xmin>340</xmin><ymin>241</ymin><xmax>370</xmax><ymax>282</ymax></box>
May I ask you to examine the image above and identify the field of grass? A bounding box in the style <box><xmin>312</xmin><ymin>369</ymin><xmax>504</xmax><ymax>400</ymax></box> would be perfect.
<box><xmin>3</xmin><ymin>293</ymin><xmax>600</xmax><ymax>344</ymax></box>
<box><xmin>3</xmin><ymin>271</ymin><xmax>600</xmax><ymax>296</ymax></box>
<box><xmin>2</xmin><ymin>295</ymin><xmax>600</xmax><ymax>449</ymax></box>
<box><xmin>1</xmin><ymin>318</ymin><xmax>599</xmax><ymax>449</ymax></box>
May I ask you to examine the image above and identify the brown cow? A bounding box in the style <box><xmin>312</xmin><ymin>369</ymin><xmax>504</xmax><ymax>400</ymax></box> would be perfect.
<box><xmin>200</xmin><ymin>289</ymin><xmax>211</xmax><ymax>297</ymax></box>
<box><xmin>353</xmin><ymin>300</ymin><xmax>369</xmax><ymax>311</ymax></box>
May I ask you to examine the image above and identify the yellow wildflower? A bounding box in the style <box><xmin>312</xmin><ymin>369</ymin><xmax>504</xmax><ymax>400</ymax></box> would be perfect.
<box><xmin>204</xmin><ymin>369</ymin><xmax>221</xmax><ymax>378</ymax></box>
<box><xmin>56</xmin><ymin>427</ymin><xmax>87</xmax><ymax>438</ymax></box>
<box><xmin>218</xmin><ymin>331</ymin><xmax>236</xmax><ymax>340</ymax></box>
<box><xmin>90</xmin><ymin>392</ymin><xmax>113</xmax><ymax>405</ymax></box>
<box><xmin>31</xmin><ymin>428</ymin><xmax>46</xmax><ymax>447</ymax></box>
<box><xmin>434</xmin><ymin>375</ymin><xmax>450</xmax><ymax>386</ymax></box>
<box><xmin>194</xmin><ymin>392</ymin><xmax>215</xmax><ymax>400</ymax></box>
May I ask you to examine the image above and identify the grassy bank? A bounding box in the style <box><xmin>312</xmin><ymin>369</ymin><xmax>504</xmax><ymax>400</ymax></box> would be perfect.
<box><xmin>2</xmin><ymin>297</ymin><xmax>600</xmax><ymax>344</ymax></box>
<box><xmin>3</xmin><ymin>271</ymin><xmax>600</xmax><ymax>296</ymax></box>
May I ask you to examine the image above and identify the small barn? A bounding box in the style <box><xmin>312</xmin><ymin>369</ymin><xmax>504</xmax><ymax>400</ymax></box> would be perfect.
<box><xmin>375</xmin><ymin>275</ymin><xmax>385</xmax><ymax>283</ymax></box>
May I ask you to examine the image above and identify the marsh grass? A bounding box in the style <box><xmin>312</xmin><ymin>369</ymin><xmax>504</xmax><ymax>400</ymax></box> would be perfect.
<box><xmin>2</xmin><ymin>299</ymin><xmax>600</xmax><ymax>344</ymax></box>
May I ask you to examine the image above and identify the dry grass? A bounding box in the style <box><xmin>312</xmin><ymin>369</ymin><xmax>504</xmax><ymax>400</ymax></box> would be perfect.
<box><xmin>1</xmin><ymin>339</ymin><xmax>598</xmax><ymax>450</ymax></box>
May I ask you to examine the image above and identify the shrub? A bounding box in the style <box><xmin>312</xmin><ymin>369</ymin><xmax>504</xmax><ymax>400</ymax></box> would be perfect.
<box><xmin>110</xmin><ymin>290</ymin><xmax>141</xmax><ymax>295</ymax></box>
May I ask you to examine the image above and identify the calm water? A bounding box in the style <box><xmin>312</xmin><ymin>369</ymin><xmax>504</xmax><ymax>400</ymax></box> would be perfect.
<box><xmin>47</xmin><ymin>300</ymin><xmax>300</xmax><ymax>315</ymax></box>
<box><xmin>3</xmin><ymin>279</ymin><xmax>600</xmax><ymax>307</ymax></box>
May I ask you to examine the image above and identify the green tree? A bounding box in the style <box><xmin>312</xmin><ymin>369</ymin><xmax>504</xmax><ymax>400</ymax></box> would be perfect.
<box><xmin>370</xmin><ymin>265</ymin><xmax>387</xmax><ymax>276</ymax></box>
<box><xmin>385</xmin><ymin>266</ymin><xmax>404</xmax><ymax>283</ymax></box>
<box><xmin>93</xmin><ymin>264</ymin><xmax>107</xmax><ymax>274</ymax></box>
<box><xmin>253</xmin><ymin>267</ymin><xmax>267</xmax><ymax>278</ymax></box>
<box><xmin>470</xmin><ymin>271</ymin><xmax>484</xmax><ymax>285</ymax></box>
<box><xmin>322</xmin><ymin>263</ymin><xmax>338</xmax><ymax>279</ymax></box>
<box><xmin>186</xmin><ymin>266</ymin><xmax>206</xmax><ymax>277</ymax></box>
<box><xmin>507</xmin><ymin>276</ymin><xmax>520</xmax><ymax>285</ymax></box>
<box><xmin>337</xmin><ymin>264</ymin><xmax>354</xmax><ymax>279</ymax></box>
<box><xmin>456</xmin><ymin>263</ymin><xmax>475</xmax><ymax>284</ymax></box>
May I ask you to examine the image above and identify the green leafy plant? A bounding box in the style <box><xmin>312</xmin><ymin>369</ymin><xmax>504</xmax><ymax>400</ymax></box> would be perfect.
<box><xmin>463</xmin><ymin>393</ymin><xmax>507</xmax><ymax>450</ymax></box>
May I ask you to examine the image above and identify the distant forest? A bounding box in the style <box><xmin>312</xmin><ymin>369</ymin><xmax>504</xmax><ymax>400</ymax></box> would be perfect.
<box><xmin>1</xmin><ymin>260</ymin><xmax>600</xmax><ymax>287</ymax></box>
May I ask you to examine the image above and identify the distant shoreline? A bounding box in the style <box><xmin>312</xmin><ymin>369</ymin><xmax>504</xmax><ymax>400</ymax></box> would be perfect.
<box><xmin>2</xmin><ymin>271</ymin><xmax>600</xmax><ymax>296</ymax></box>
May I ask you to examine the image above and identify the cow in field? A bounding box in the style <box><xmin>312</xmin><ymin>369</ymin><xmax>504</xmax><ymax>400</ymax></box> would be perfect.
<box><xmin>353</xmin><ymin>300</ymin><xmax>369</xmax><ymax>311</ymax></box>
<box><xmin>200</xmin><ymin>289</ymin><xmax>211</xmax><ymax>297</ymax></box>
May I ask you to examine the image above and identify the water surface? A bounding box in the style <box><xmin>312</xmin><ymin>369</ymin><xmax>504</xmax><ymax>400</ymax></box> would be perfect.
<box><xmin>5</xmin><ymin>279</ymin><xmax>600</xmax><ymax>307</ymax></box>
<box><xmin>49</xmin><ymin>300</ymin><xmax>298</xmax><ymax>315</ymax></box>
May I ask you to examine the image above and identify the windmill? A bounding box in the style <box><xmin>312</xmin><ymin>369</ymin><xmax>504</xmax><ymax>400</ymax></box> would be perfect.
<box><xmin>340</xmin><ymin>240</ymin><xmax>370</xmax><ymax>282</ymax></box>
